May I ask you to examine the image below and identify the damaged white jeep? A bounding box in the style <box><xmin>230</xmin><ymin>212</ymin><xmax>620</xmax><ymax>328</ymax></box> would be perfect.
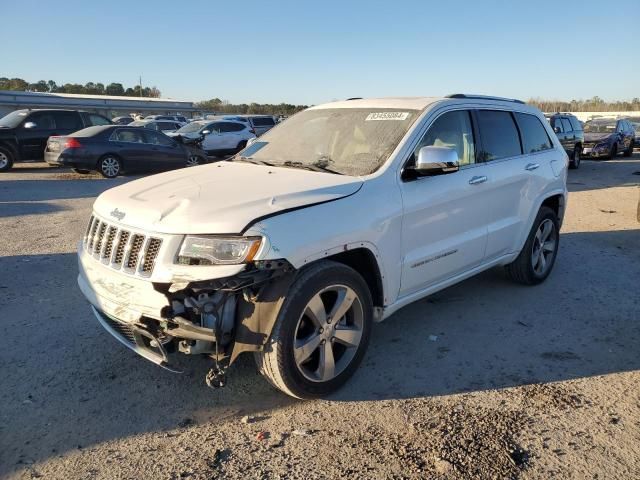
<box><xmin>79</xmin><ymin>95</ymin><xmax>567</xmax><ymax>398</ymax></box>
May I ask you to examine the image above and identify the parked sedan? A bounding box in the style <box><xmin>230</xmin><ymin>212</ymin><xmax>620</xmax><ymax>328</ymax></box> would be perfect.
<box><xmin>582</xmin><ymin>118</ymin><xmax>635</xmax><ymax>158</ymax></box>
<box><xmin>130</xmin><ymin>119</ymin><xmax>183</xmax><ymax>134</ymax></box>
<box><xmin>169</xmin><ymin>120</ymin><xmax>255</xmax><ymax>156</ymax></box>
<box><xmin>44</xmin><ymin>125</ymin><xmax>208</xmax><ymax>178</ymax></box>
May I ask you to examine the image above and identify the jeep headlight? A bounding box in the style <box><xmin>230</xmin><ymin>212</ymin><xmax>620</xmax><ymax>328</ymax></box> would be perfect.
<box><xmin>177</xmin><ymin>236</ymin><xmax>262</xmax><ymax>265</ymax></box>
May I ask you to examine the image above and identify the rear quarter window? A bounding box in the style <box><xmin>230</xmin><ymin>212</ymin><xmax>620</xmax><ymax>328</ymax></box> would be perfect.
<box><xmin>476</xmin><ymin>110</ymin><xmax>522</xmax><ymax>161</ymax></box>
<box><xmin>514</xmin><ymin>113</ymin><xmax>553</xmax><ymax>154</ymax></box>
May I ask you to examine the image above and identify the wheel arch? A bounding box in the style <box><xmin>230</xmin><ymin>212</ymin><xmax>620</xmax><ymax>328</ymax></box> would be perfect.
<box><xmin>515</xmin><ymin>191</ymin><xmax>566</xmax><ymax>255</ymax></box>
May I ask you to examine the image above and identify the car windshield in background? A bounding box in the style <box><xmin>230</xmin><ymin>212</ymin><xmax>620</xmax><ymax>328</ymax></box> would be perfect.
<box><xmin>0</xmin><ymin>110</ymin><xmax>29</xmax><ymax>128</ymax></box>
<box><xmin>238</xmin><ymin>108</ymin><xmax>418</xmax><ymax>176</ymax></box>
<box><xmin>176</xmin><ymin>122</ymin><xmax>205</xmax><ymax>134</ymax></box>
<box><xmin>583</xmin><ymin>121</ymin><xmax>616</xmax><ymax>133</ymax></box>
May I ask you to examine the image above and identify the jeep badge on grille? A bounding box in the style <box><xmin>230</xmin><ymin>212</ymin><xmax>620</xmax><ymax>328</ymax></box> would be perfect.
<box><xmin>110</xmin><ymin>208</ymin><xmax>126</xmax><ymax>221</ymax></box>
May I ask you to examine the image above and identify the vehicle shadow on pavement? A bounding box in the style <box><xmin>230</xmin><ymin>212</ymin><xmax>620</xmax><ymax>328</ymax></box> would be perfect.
<box><xmin>0</xmin><ymin>201</ymin><xmax>68</xmax><ymax>218</ymax></box>
<box><xmin>567</xmin><ymin>155</ymin><xmax>640</xmax><ymax>192</ymax></box>
<box><xmin>333</xmin><ymin>228</ymin><xmax>640</xmax><ymax>402</ymax></box>
<box><xmin>0</xmin><ymin>179</ymin><xmax>131</xmax><ymax>203</ymax></box>
<box><xmin>1</xmin><ymin>228</ymin><xmax>639</xmax><ymax>473</ymax></box>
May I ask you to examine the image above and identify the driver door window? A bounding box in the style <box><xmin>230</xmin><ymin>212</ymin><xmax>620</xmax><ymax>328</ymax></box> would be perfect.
<box><xmin>412</xmin><ymin>110</ymin><xmax>476</xmax><ymax>166</ymax></box>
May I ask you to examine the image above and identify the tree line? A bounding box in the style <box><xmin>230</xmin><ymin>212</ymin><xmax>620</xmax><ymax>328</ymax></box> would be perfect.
<box><xmin>0</xmin><ymin>77</ymin><xmax>161</xmax><ymax>98</ymax></box>
<box><xmin>527</xmin><ymin>96</ymin><xmax>640</xmax><ymax>112</ymax></box>
<box><xmin>195</xmin><ymin>98</ymin><xmax>308</xmax><ymax>116</ymax></box>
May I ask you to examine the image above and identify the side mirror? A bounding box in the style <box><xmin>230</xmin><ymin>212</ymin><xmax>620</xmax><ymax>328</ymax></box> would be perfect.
<box><xmin>414</xmin><ymin>146</ymin><xmax>459</xmax><ymax>176</ymax></box>
<box><xmin>553</xmin><ymin>126</ymin><xmax>561</xmax><ymax>134</ymax></box>
<box><xmin>23</xmin><ymin>121</ymin><xmax>37</xmax><ymax>129</ymax></box>
<box><xmin>201</xmin><ymin>130</ymin><xmax>210</xmax><ymax>135</ymax></box>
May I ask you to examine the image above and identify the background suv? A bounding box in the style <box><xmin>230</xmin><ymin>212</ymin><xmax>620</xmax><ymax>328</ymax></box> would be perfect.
<box><xmin>169</xmin><ymin>119</ymin><xmax>255</xmax><ymax>156</ymax></box>
<box><xmin>546</xmin><ymin>113</ymin><xmax>584</xmax><ymax>169</ymax></box>
<box><xmin>582</xmin><ymin>118</ymin><xmax>635</xmax><ymax>159</ymax></box>
<box><xmin>0</xmin><ymin>109</ymin><xmax>112</xmax><ymax>171</ymax></box>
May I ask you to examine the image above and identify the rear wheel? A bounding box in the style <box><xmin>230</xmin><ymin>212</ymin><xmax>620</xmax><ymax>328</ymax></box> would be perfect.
<box><xmin>254</xmin><ymin>261</ymin><xmax>373</xmax><ymax>399</ymax></box>
<box><xmin>505</xmin><ymin>206</ymin><xmax>559</xmax><ymax>285</ymax></box>
<box><xmin>186</xmin><ymin>155</ymin><xmax>204</xmax><ymax>167</ymax></box>
<box><xmin>569</xmin><ymin>144</ymin><xmax>581</xmax><ymax>169</ymax></box>
<box><xmin>0</xmin><ymin>146</ymin><xmax>14</xmax><ymax>172</ymax></box>
<box><xmin>98</xmin><ymin>155</ymin><xmax>121</xmax><ymax>178</ymax></box>
<box><xmin>623</xmin><ymin>140</ymin><xmax>634</xmax><ymax>157</ymax></box>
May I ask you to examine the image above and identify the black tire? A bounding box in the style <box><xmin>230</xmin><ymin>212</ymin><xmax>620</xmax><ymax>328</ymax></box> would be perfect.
<box><xmin>505</xmin><ymin>206</ymin><xmax>559</xmax><ymax>285</ymax></box>
<box><xmin>607</xmin><ymin>144</ymin><xmax>617</xmax><ymax>160</ymax></box>
<box><xmin>97</xmin><ymin>154</ymin><xmax>122</xmax><ymax>178</ymax></box>
<box><xmin>71</xmin><ymin>168</ymin><xmax>91</xmax><ymax>174</ymax></box>
<box><xmin>623</xmin><ymin>140</ymin><xmax>634</xmax><ymax>158</ymax></box>
<box><xmin>0</xmin><ymin>146</ymin><xmax>15</xmax><ymax>172</ymax></box>
<box><xmin>569</xmin><ymin>144</ymin><xmax>581</xmax><ymax>169</ymax></box>
<box><xmin>236</xmin><ymin>140</ymin><xmax>247</xmax><ymax>153</ymax></box>
<box><xmin>254</xmin><ymin>260</ymin><xmax>373</xmax><ymax>399</ymax></box>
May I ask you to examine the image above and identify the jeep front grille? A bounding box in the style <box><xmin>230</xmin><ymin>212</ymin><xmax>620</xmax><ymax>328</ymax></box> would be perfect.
<box><xmin>83</xmin><ymin>215</ymin><xmax>163</xmax><ymax>277</ymax></box>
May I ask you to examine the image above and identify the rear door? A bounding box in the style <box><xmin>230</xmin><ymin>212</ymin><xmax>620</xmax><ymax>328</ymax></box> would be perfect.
<box><xmin>109</xmin><ymin>128</ymin><xmax>149</xmax><ymax>171</ymax></box>
<box><xmin>399</xmin><ymin>109</ymin><xmax>489</xmax><ymax>296</ymax></box>
<box><xmin>219</xmin><ymin>122</ymin><xmax>244</xmax><ymax>149</ymax></box>
<box><xmin>20</xmin><ymin>111</ymin><xmax>58</xmax><ymax>160</ymax></box>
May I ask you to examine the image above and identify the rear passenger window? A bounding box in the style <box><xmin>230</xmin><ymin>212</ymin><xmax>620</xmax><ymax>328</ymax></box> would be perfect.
<box><xmin>560</xmin><ymin>118</ymin><xmax>572</xmax><ymax>132</ymax></box>
<box><xmin>476</xmin><ymin>110</ymin><xmax>521</xmax><ymax>161</ymax></box>
<box><xmin>413</xmin><ymin>110</ymin><xmax>476</xmax><ymax>166</ymax></box>
<box><xmin>112</xmin><ymin>129</ymin><xmax>145</xmax><ymax>143</ymax></box>
<box><xmin>251</xmin><ymin>117</ymin><xmax>275</xmax><ymax>127</ymax></box>
<box><xmin>88</xmin><ymin>114</ymin><xmax>111</xmax><ymax>126</ymax></box>
<box><xmin>53</xmin><ymin>112</ymin><xmax>83</xmax><ymax>130</ymax></box>
<box><xmin>514</xmin><ymin>113</ymin><xmax>553</xmax><ymax>154</ymax></box>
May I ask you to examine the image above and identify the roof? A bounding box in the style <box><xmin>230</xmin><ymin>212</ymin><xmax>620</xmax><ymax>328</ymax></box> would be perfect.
<box><xmin>310</xmin><ymin>97</ymin><xmax>442</xmax><ymax>111</ymax></box>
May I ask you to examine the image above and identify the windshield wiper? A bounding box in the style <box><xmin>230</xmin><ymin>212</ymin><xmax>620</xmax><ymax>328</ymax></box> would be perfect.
<box><xmin>282</xmin><ymin>161</ymin><xmax>342</xmax><ymax>175</ymax></box>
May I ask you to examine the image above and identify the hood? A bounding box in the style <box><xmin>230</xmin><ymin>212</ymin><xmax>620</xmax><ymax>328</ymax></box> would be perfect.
<box><xmin>584</xmin><ymin>132</ymin><xmax>614</xmax><ymax>142</ymax></box>
<box><xmin>93</xmin><ymin>162</ymin><xmax>363</xmax><ymax>234</ymax></box>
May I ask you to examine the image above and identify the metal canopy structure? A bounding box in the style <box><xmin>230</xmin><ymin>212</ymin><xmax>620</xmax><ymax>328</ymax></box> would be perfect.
<box><xmin>0</xmin><ymin>90</ymin><xmax>197</xmax><ymax>118</ymax></box>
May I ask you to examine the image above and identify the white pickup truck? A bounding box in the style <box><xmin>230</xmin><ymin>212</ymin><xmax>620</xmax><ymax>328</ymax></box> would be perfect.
<box><xmin>78</xmin><ymin>95</ymin><xmax>568</xmax><ymax>398</ymax></box>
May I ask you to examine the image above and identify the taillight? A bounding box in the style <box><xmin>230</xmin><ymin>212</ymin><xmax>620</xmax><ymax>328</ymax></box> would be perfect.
<box><xmin>64</xmin><ymin>138</ymin><xmax>82</xmax><ymax>149</ymax></box>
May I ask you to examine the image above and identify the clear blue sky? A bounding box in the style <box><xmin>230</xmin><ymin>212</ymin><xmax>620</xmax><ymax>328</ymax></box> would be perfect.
<box><xmin>2</xmin><ymin>0</ymin><xmax>638</xmax><ymax>105</ymax></box>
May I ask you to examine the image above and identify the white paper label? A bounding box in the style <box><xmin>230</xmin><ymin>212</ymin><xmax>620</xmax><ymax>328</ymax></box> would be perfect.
<box><xmin>365</xmin><ymin>112</ymin><xmax>409</xmax><ymax>121</ymax></box>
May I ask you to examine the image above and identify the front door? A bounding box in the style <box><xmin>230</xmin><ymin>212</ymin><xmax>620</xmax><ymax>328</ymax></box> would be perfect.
<box><xmin>399</xmin><ymin>109</ymin><xmax>489</xmax><ymax>297</ymax></box>
<box><xmin>20</xmin><ymin>111</ymin><xmax>57</xmax><ymax>160</ymax></box>
<box><xmin>143</xmin><ymin>130</ymin><xmax>185</xmax><ymax>170</ymax></box>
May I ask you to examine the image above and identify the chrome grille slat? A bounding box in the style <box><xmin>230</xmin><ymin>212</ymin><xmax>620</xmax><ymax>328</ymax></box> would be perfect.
<box><xmin>83</xmin><ymin>215</ymin><xmax>162</xmax><ymax>277</ymax></box>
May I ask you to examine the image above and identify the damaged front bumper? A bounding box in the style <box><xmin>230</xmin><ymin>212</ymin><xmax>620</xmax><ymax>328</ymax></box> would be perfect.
<box><xmin>77</xmin><ymin>242</ymin><xmax>294</xmax><ymax>378</ymax></box>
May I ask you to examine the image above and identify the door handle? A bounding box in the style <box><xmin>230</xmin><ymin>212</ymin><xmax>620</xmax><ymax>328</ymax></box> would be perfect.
<box><xmin>525</xmin><ymin>163</ymin><xmax>540</xmax><ymax>171</ymax></box>
<box><xmin>468</xmin><ymin>175</ymin><xmax>488</xmax><ymax>185</ymax></box>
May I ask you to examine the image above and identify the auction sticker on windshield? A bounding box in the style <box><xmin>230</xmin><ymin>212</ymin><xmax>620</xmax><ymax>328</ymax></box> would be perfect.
<box><xmin>365</xmin><ymin>112</ymin><xmax>409</xmax><ymax>121</ymax></box>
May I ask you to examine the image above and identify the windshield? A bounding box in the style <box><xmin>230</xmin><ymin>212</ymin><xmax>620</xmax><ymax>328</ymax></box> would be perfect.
<box><xmin>0</xmin><ymin>110</ymin><xmax>29</xmax><ymax>128</ymax></box>
<box><xmin>176</xmin><ymin>122</ymin><xmax>206</xmax><ymax>134</ymax></box>
<box><xmin>238</xmin><ymin>108</ymin><xmax>419</xmax><ymax>176</ymax></box>
<box><xmin>583</xmin><ymin>121</ymin><xmax>616</xmax><ymax>133</ymax></box>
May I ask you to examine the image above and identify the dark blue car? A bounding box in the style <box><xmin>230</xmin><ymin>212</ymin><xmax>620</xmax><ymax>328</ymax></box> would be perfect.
<box><xmin>581</xmin><ymin>118</ymin><xmax>635</xmax><ymax>159</ymax></box>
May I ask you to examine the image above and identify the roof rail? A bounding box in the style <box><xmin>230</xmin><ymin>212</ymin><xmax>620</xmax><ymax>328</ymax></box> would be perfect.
<box><xmin>446</xmin><ymin>93</ymin><xmax>525</xmax><ymax>104</ymax></box>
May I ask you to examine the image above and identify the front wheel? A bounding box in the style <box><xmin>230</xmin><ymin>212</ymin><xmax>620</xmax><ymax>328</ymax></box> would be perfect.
<box><xmin>505</xmin><ymin>206</ymin><xmax>559</xmax><ymax>285</ymax></box>
<box><xmin>607</xmin><ymin>144</ymin><xmax>618</xmax><ymax>160</ymax></box>
<box><xmin>569</xmin><ymin>145</ymin><xmax>581</xmax><ymax>169</ymax></box>
<box><xmin>254</xmin><ymin>261</ymin><xmax>373</xmax><ymax>399</ymax></box>
<box><xmin>98</xmin><ymin>155</ymin><xmax>121</xmax><ymax>178</ymax></box>
<box><xmin>623</xmin><ymin>141</ymin><xmax>634</xmax><ymax>157</ymax></box>
<box><xmin>0</xmin><ymin>146</ymin><xmax>15</xmax><ymax>172</ymax></box>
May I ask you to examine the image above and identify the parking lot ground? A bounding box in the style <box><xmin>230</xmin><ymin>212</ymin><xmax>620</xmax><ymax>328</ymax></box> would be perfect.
<box><xmin>1</xmin><ymin>158</ymin><xmax>639</xmax><ymax>479</ymax></box>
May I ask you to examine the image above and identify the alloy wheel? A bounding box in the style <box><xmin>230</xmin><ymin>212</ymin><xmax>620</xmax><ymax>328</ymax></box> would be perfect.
<box><xmin>293</xmin><ymin>285</ymin><xmax>364</xmax><ymax>383</ymax></box>
<box><xmin>101</xmin><ymin>157</ymin><xmax>120</xmax><ymax>177</ymax></box>
<box><xmin>0</xmin><ymin>151</ymin><xmax>8</xmax><ymax>170</ymax></box>
<box><xmin>531</xmin><ymin>219</ymin><xmax>556</xmax><ymax>275</ymax></box>
<box><xmin>187</xmin><ymin>155</ymin><xmax>201</xmax><ymax>166</ymax></box>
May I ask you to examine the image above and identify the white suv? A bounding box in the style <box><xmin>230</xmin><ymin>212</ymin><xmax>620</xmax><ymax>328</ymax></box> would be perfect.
<box><xmin>78</xmin><ymin>95</ymin><xmax>568</xmax><ymax>398</ymax></box>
